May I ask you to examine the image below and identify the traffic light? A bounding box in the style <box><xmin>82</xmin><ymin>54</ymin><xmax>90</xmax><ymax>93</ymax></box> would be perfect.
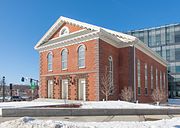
<box><xmin>21</xmin><ymin>77</ymin><xmax>25</xmax><ymax>82</ymax></box>
<box><xmin>9</xmin><ymin>83</ymin><xmax>12</xmax><ymax>90</ymax></box>
<box><xmin>30</xmin><ymin>78</ymin><xmax>33</xmax><ymax>83</ymax></box>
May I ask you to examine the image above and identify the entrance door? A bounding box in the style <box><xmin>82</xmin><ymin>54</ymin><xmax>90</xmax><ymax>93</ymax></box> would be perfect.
<box><xmin>78</xmin><ymin>79</ymin><xmax>86</xmax><ymax>101</ymax></box>
<box><xmin>62</xmin><ymin>79</ymin><xmax>68</xmax><ymax>99</ymax></box>
<box><xmin>47</xmin><ymin>80</ymin><xmax>53</xmax><ymax>98</ymax></box>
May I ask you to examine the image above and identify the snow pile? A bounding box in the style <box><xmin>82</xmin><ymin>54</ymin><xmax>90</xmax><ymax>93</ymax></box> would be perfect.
<box><xmin>0</xmin><ymin>117</ymin><xmax>63</xmax><ymax>128</ymax></box>
<box><xmin>0</xmin><ymin>101</ymin><xmax>63</xmax><ymax>108</ymax></box>
<box><xmin>0</xmin><ymin>117</ymin><xmax>180</xmax><ymax>128</ymax></box>
<box><xmin>81</xmin><ymin>101</ymin><xmax>167</xmax><ymax>109</ymax></box>
<box><xmin>168</xmin><ymin>99</ymin><xmax>180</xmax><ymax>105</ymax></box>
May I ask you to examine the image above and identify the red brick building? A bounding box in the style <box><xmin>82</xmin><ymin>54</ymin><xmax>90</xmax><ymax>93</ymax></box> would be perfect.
<box><xmin>35</xmin><ymin>16</ymin><xmax>168</xmax><ymax>103</ymax></box>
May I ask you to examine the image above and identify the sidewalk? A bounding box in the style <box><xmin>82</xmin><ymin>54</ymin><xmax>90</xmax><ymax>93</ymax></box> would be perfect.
<box><xmin>1</xmin><ymin>115</ymin><xmax>180</xmax><ymax>123</ymax></box>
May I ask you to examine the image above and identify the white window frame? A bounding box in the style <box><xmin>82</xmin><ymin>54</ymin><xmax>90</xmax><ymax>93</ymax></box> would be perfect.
<box><xmin>145</xmin><ymin>64</ymin><xmax>148</xmax><ymax>95</ymax></box>
<box><xmin>61</xmin><ymin>79</ymin><xmax>68</xmax><ymax>100</ymax></box>
<box><xmin>109</xmin><ymin>56</ymin><xmax>113</xmax><ymax>94</ymax></box>
<box><xmin>47</xmin><ymin>52</ymin><xmax>53</xmax><ymax>71</ymax></box>
<box><xmin>151</xmin><ymin>66</ymin><xmax>153</xmax><ymax>90</ymax></box>
<box><xmin>160</xmin><ymin>71</ymin><xmax>162</xmax><ymax>90</ymax></box>
<box><xmin>61</xmin><ymin>48</ymin><xmax>68</xmax><ymax>70</ymax></box>
<box><xmin>59</xmin><ymin>26</ymin><xmax>69</xmax><ymax>37</ymax></box>
<box><xmin>78</xmin><ymin>45</ymin><xmax>85</xmax><ymax>68</ymax></box>
<box><xmin>137</xmin><ymin>59</ymin><xmax>141</xmax><ymax>95</ymax></box>
<box><xmin>156</xmin><ymin>68</ymin><xmax>158</xmax><ymax>89</ymax></box>
<box><xmin>163</xmin><ymin>73</ymin><xmax>166</xmax><ymax>89</ymax></box>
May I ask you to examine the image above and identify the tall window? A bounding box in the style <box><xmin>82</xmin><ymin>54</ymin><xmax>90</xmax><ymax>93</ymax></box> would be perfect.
<box><xmin>160</xmin><ymin>71</ymin><xmax>162</xmax><ymax>90</ymax></box>
<box><xmin>145</xmin><ymin>64</ymin><xmax>148</xmax><ymax>95</ymax></box>
<box><xmin>47</xmin><ymin>52</ymin><xmax>53</xmax><ymax>71</ymax></box>
<box><xmin>61</xmin><ymin>49</ymin><xmax>68</xmax><ymax>70</ymax></box>
<box><xmin>78</xmin><ymin>45</ymin><xmax>85</xmax><ymax>68</ymax></box>
<box><xmin>163</xmin><ymin>73</ymin><xmax>166</xmax><ymax>89</ymax></box>
<box><xmin>151</xmin><ymin>66</ymin><xmax>153</xmax><ymax>90</ymax></box>
<box><xmin>156</xmin><ymin>69</ymin><xmax>158</xmax><ymax>89</ymax></box>
<box><xmin>137</xmin><ymin>59</ymin><xmax>141</xmax><ymax>95</ymax></box>
<box><xmin>109</xmin><ymin>56</ymin><xmax>113</xmax><ymax>93</ymax></box>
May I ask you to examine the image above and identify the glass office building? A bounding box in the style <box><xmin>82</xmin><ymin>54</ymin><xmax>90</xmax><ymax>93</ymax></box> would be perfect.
<box><xmin>128</xmin><ymin>24</ymin><xmax>180</xmax><ymax>98</ymax></box>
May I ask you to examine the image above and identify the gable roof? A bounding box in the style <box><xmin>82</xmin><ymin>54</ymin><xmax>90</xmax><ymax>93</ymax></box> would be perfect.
<box><xmin>34</xmin><ymin>16</ymin><xmax>168</xmax><ymax>67</ymax></box>
<box><xmin>34</xmin><ymin>16</ymin><xmax>137</xmax><ymax>49</ymax></box>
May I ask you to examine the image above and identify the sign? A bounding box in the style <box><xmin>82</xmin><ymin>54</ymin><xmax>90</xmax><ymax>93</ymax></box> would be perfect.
<box><xmin>30</xmin><ymin>82</ymin><xmax>36</xmax><ymax>90</ymax></box>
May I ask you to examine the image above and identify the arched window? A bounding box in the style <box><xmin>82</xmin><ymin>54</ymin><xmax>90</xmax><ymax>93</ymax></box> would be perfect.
<box><xmin>47</xmin><ymin>52</ymin><xmax>53</xmax><ymax>71</ymax></box>
<box><xmin>59</xmin><ymin>26</ymin><xmax>69</xmax><ymax>36</ymax></box>
<box><xmin>109</xmin><ymin>56</ymin><xmax>113</xmax><ymax>92</ymax></box>
<box><xmin>78</xmin><ymin>45</ymin><xmax>85</xmax><ymax>68</ymax></box>
<box><xmin>61</xmin><ymin>49</ymin><xmax>68</xmax><ymax>70</ymax></box>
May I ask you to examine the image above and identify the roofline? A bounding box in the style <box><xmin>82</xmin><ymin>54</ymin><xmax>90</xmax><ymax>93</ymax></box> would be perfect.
<box><xmin>127</xmin><ymin>23</ymin><xmax>180</xmax><ymax>33</ymax></box>
<box><xmin>35</xmin><ymin>16</ymin><xmax>136</xmax><ymax>49</ymax></box>
<box><xmin>134</xmin><ymin>40</ymin><xmax>168</xmax><ymax>66</ymax></box>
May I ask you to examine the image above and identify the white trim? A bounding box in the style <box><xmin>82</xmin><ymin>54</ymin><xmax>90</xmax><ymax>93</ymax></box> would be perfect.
<box><xmin>61</xmin><ymin>48</ymin><xmax>68</xmax><ymax>70</ymax></box>
<box><xmin>34</xmin><ymin>16</ymin><xmax>136</xmax><ymax>49</ymax></box>
<box><xmin>78</xmin><ymin>78</ymin><xmax>86</xmax><ymax>101</ymax></box>
<box><xmin>59</xmin><ymin>26</ymin><xmax>69</xmax><ymax>37</ymax></box>
<box><xmin>35</xmin><ymin>16</ymin><xmax>167</xmax><ymax>68</ymax></box>
<box><xmin>36</xmin><ymin>31</ymin><xmax>99</xmax><ymax>51</ymax></box>
<box><xmin>39</xmin><ymin>37</ymin><xmax>99</xmax><ymax>53</ymax></box>
<box><xmin>50</xmin><ymin>29</ymin><xmax>86</xmax><ymax>41</ymax></box>
<box><xmin>61</xmin><ymin>79</ymin><xmax>68</xmax><ymax>99</ymax></box>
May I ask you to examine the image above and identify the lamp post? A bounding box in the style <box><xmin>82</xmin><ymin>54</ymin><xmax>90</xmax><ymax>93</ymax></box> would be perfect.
<box><xmin>2</xmin><ymin>76</ymin><xmax>5</xmax><ymax>102</ymax></box>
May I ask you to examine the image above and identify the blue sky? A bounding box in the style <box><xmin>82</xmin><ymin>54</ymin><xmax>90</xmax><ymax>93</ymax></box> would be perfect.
<box><xmin>0</xmin><ymin>0</ymin><xmax>180</xmax><ymax>84</ymax></box>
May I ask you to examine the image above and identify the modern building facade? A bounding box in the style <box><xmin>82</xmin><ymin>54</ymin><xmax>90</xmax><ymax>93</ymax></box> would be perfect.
<box><xmin>35</xmin><ymin>16</ymin><xmax>168</xmax><ymax>103</ymax></box>
<box><xmin>128</xmin><ymin>24</ymin><xmax>180</xmax><ymax>98</ymax></box>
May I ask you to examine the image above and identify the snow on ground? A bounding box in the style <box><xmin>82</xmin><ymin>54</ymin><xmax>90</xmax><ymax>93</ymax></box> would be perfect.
<box><xmin>0</xmin><ymin>101</ymin><xmax>63</xmax><ymax>108</ymax></box>
<box><xmin>81</xmin><ymin>101</ymin><xmax>168</xmax><ymax>109</ymax></box>
<box><xmin>0</xmin><ymin>117</ymin><xmax>180</xmax><ymax>128</ymax></box>
<box><xmin>168</xmin><ymin>99</ymin><xmax>180</xmax><ymax>105</ymax></box>
<box><xmin>0</xmin><ymin>99</ymin><xmax>172</xmax><ymax>109</ymax></box>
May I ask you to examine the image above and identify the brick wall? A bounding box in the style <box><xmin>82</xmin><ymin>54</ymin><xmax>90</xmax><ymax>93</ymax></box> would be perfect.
<box><xmin>99</xmin><ymin>39</ymin><xmax>120</xmax><ymax>100</ymax></box>
<box><xmin>135</xmin><ymin>48</ymin><xmax>167</xmax><ymax>103</ymax></box>
<box><xmin>40</xmin><ymin>39</ymin><xmax>98</xmax><ymax>101</ymax></box>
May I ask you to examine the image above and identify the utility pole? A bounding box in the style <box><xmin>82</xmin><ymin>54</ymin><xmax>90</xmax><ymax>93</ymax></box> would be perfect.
<box><xmin>2</xmin><ymin>76</ymin><xmax>5</xmax><ymax>102</ymax></box>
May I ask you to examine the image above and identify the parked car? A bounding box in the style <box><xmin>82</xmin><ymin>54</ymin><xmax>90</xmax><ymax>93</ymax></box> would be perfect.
<box><xmin>7</xmin><ymin>96</ymin><xmax>26</xmax><ymax>101</ymax></box>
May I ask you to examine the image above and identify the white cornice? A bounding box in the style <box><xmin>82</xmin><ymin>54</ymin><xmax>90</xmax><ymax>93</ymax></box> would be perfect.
<box><xmin>35</xmin><ymin>16</ymin><xmax>136</xmax><ymax>49</ymax></box>
<box><xmin>37</xmin><ymin>31</ymin><xmax>99</xmax><ymax>52</ymax></box>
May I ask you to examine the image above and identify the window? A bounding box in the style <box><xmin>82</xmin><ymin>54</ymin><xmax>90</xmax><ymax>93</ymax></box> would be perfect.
<box><xmin>47</xmin><ymin>52</ymin><xmax>53</xmax><ymax>71</ymax></box>
<box><xmin>47</xmin><ymin>80</ymin><xmax>53</xmax><ymax>98</ymax></box>
<box><xmin>176</xmin><ymin>66</ymin><xmax>180</xmax><ymax>73</ymax></box>
<box><xmin>61</xmin><ymin>49</ymin><xmax>68</xmax><ymax>70</ymax></box>
<box><xmin>139</xmin><ymin>36</ymin><xmax>144</xmax><ymax>42</ymax></box>
<box><xmin>145</xmin><ymin>64</ymin><xmax>148</xmax><ymax>95</ymax></box>
<box><xmin>156</xmin><ymin>69</ymin><xmax>158</xmax><ymax>89</ymax></box>
<box><xmin>59</xmin><ymin>26</ymin><xmax>69</xmax><ymax>36</ymax></box>
<box><xmin>160</xmin><ymin>71</ymin><xmax>162</xmax><ymax>90</ymax></box>
<box><xmin>175</xmin><ymin>48</ymin><xmax>180</xmax><ymax>61</ymax></box>
<box><xmin>137</xmin><ymin>59</ymin><xmax>141</xmax><ymax>95</ymax></box>
<box><xmin>151</xmin><ymin>66</ymin><xmax>153</xmax><ymax>90</ymax></box>
<box><xmin>163</xmin><ymin>73</ymin><xmax>166</xmax><ymax>89</ymax></box>
<box><xmin>166</xmin><ymin>32</ymin><xmax>170</xmax><ymax>44</ymax></box>
<box><xmin>156</xmin><ymin>50</ymin><xmax>162</xmax><ymax>56</ymax></box>
<box><xmin>155</xmin><ymin>34</ymin><xmax>161</xmax><ymax>45</ymax></box>
<box><xmin>148</xmin><ymin>35</ymin><xmax>152</xmax><ymax>46</ymax></box>
<box><xmin>109</xmin><ymin>56</ymin><xmax>113</xmax><ymax>93</ymax></box>
<box><xmin>78</xmin><ymin>45</ymin><xmax>85</xmax><ymax>68</ymax></box>
<box><xmin>175</xmin><ymin>31</ymin><xmax>180</xmax><ymax>43</ymax></box>
<box><xmin>166</xmin><ymin>49</ymin><xmax>170</xmax><ymax>61</ymax></box>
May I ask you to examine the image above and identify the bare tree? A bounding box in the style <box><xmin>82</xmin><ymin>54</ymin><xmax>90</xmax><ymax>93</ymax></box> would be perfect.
<box><xmin>120</xmin><ymin>86</ymin><xmax>133</xmax><ymax>102</ymax></box>
<box><xmin>101</xmin><ymin>66</ymin><xmax>114</xmax><ymax>101</ymax></box>
<box><xmin>152</xmin><ymin>88</ymin><xmax>166</xmax><ymax>105</ymax></box>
